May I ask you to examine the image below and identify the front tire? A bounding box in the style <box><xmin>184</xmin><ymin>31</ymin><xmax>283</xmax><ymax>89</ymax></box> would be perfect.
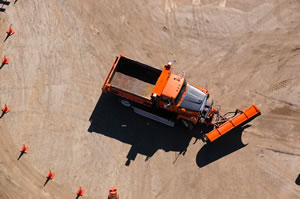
<box><xmin>181</xmin><ymin>119</ymin><xmax>194</xmax><ymax>130</ymax></box>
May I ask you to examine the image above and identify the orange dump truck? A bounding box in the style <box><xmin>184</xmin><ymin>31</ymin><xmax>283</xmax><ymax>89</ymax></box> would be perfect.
<box><xmin>102</xmin><ymin>55</ymin><xmax>261</xmax><ymax>143</ymax></box>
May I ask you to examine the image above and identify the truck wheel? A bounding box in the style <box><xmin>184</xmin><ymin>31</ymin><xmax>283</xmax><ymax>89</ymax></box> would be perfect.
<box><xmin>120</xmin><ymin>99</ymin><xmax>131</xmax><ymax>107</ymax></box>
<box><xmin>181</xmin><ymin>119</ymin><xmax>194</xmax><ymax>130</ymax></box>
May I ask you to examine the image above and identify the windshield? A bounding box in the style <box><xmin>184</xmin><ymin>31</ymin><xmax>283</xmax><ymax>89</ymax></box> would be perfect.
<box><xmin>175</xmin><ymin>80</ymin><xmax>187</xmax><ymax>105</ymax></box>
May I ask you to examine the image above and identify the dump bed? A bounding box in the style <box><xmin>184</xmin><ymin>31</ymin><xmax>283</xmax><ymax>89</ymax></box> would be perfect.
<box><xmin>102</xmin><ymin>55</ymin><xmax>162</xmax><ymax>103</ymax></box>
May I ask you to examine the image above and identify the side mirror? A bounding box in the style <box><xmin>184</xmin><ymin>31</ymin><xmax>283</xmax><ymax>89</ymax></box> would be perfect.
<box><xmin>164</xmin><ymin>99</ymin><xmax>172</xmax><ymax>109</ymax></box>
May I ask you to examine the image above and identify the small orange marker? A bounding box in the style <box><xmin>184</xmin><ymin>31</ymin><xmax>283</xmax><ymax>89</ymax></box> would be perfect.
<box><xmin>47</xmin><ymin>169</ymin><xmax>55</xmax><ymax>179</ymax></box>
<box><xmin>2</xmin><ymin>56</ymin><xmax>9</xmax><ymax>65</ymax></box>
<box><xmin>21</xmin><ymin>144</ymin><xmax>29</xmax><ymax>153</ymax></box>
<box><xmin>18</xmin><ymin>144</ymin><xmax>29</xmax><ymax>160</ymax></box>
<box><xmin>2</xmin><ymin>104</ymin><xmax>10</xmax><ymax>113</ymax></box>
<box><xmin>6</xmin><ymin>24</ymin><xmax>15</xmax><ymax>36</ymax></box>
<box><xmin>108</xmin><ymin>186</ymin><xmax>119</xmax><ymax>199</ymax></box>
<box><xmin>76</xmin><ymin>186</ymin><xmax>85</xmax><ymax>196</ymax></box>
<box><xmin>44</xmin><ymin>169</ymin><xmax>55</xmax><ymax>186</ymax></box>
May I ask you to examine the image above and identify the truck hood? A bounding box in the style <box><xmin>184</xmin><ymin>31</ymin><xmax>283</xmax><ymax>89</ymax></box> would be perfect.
<box><xmin>179</xmin><ymin>85</ymin><xmax>208</xmax><ymax>113</ymax></box>
<box><xmin>161</xmin><ymin>73</ymin><xmax>184</xmax><ymax>99</ymax></box>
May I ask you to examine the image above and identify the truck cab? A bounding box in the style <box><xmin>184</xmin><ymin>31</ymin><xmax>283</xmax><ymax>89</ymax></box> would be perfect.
<box><xmin>152</xmin><ymin>62</ymin><xmax>210</xmax><ymax>125</ymax></box>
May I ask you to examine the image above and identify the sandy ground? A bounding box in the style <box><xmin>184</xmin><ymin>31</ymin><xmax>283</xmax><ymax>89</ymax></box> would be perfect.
<box><xmin>0</xmin><ymin>0</ymin><xmax>300</xmax><ymax>198</ymax></box>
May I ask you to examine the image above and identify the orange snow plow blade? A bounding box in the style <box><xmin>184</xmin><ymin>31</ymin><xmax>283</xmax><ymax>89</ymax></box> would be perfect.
<box><xmin>205</xmin><ymin>105</ymin><xmax>261</xmax><ymax>142</ymax></box>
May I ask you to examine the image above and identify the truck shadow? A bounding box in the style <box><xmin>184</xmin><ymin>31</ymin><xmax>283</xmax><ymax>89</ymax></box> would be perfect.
<box><xmin>0</xmin><ymin>0</ymin><xmax>10</xmax><ymax>5</ymax></box>
<box><xmin>195</xmin><ymin>125</ymin><xmax>249</xmax><ymax>168</ymax></box>
<box><xmin>296</xmin><ymin>174</ymin><xmax>300</xmax><ymax>185</ymax></box>
<box><xmin>88</xmin><ymin>93</ymin><xmax>247</xmax><ymax>167</ymax></box>
<box><xmin>0</xmin><ymin>0</ymin><xmax>10</xmax><ymax>12</ymax></box>
<box><xmin>88</xmin><ymin>93</ymin><xmax>194</xmax><ymax>166</ymax></box>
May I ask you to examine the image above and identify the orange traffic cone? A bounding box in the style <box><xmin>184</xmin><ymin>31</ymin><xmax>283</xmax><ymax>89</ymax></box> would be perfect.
<box><xmin>18</xmin><ymin>144</ymin><xmax>29</xmax><ymax>160</ymax></box>
<box><xmin>47</xmin><ymin>169</ymin><xmax>55</xmax><ymax>179</ymax></box>
<box><xmin>6</xmin><ymin>24</ymin><xmax>15</xmax><ymax>36</ymax></box>
<box><xmin>108</xmin><ymin>186</ymin><xmax>119</xmax><ymax>199</ymax></box>
<box><xmin>2</xmin><ymin>56</ymin><xmax>9</xmax><ymax>65</ymax></box>
<box><xmin>21</xmin><ymin>144</ymin><xmax>29</xmax><ymax>153</ymax></box>
<box><xmin>44</xmin><ymin>169</ymin><xmax>55</xmax><ymax>186</ymax></box>
<box><xmin>2</xmin><ymin>104</ymin><xmax>10</xmax><ymax>113</ymax></box>
<box><xmin>77</xmin><ymin>186</ymin><xmax>85</xmax><ymax>196</ymax></box>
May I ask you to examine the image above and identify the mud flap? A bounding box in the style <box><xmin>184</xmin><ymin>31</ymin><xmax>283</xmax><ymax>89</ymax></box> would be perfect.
<box><xmin>205</xmin><ymin>104</ymin><xmax>261</xmax><ymax>142</ymax></box>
